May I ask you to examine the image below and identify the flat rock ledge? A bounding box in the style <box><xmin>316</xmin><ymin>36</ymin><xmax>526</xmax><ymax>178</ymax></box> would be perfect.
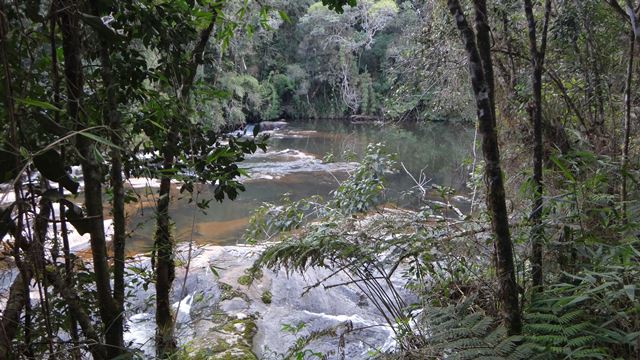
<box><xmin>124</xmin><ymin>244</ymin><xmax>402</xmax><ymax>359</ymax></box>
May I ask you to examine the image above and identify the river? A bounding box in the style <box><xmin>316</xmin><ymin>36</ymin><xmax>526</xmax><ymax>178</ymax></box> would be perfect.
<box><xmin>125</xmin><ymin>119</ymin><xmax>474</xmax><ymax>253</ymax></box>
<box><xmin>0</xmin><ymin>119</ymin><xmax>476</xmax><ymax>358</ymax></box>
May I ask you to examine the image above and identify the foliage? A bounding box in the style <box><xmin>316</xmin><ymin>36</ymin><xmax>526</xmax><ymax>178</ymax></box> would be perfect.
<box><xmin>330</xmin><ymin>143</ymin><xmax>395</xmax><ymax>213</ymax></box>
<box><xmin>521</xmin><ymin>239</ymin><xmax>640</xmax><ymax>359</ymax></box>
<box><xmin>407</xmin><ymin>299</ymin><xmax>532</xmax><ymax>359</ymax></box>
<box><xmin>249</xmin><ymin>144</ymin><xmax>495</xmax><ymax>352</ymax></box>
<box><xmin>3</xmin><ymin>0</ymin><xmax>640</xmax><ymax>358</ymax></box>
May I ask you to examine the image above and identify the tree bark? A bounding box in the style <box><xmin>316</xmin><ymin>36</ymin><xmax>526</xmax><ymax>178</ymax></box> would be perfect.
<box><xmin>473</xmin><ymin>0</ymin><xmax>496</xmax><ymax>125</ymax></box>
<box><xmin>89</xmin><ymin>0</ymin><xmax>127</xmax><ymax>352</ymax></box>
<box><xmin>154</xmin><ymin>6</ymin><xmax>221</xmax><ymax>357</ymax></box>
<box><xmin>49</xmin><ymin>2</ymin><xmax>81</xmax><ymax>356</ymax></box>
<box><xmin>621</xmin><ymin>30</ymin><xmax>635</xmax><ymax>220</ymax></box>
<box><xmin>154</xmin><ymin>143</ymin><xmax>177</xmax><ymax>357</ymax></box>
<box><xmin>448</xmin><ymin>0</ymin><xmax>522</xmax><ymax>335</ymax></box>
<box><xmin>523</xmin><ymin>0</ymin><xmax>551</xmax><ymax>291</ymax></box>
<box><xmin>0</xmin><ymin>7</ymin><xmax>31</xmax><ymax>357</ymax></box>
<box><xmin>0</xmin><ymin>271</ymin><xmax>31</xmax><ymax>358</ymax></box>
<box><xmin>59</xmin><ymin>1</ymin><xmax>120</xmax><ymax>356</ymax></box>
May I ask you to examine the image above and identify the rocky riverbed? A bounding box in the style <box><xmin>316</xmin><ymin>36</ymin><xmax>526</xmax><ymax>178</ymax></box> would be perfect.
<box><xmin>124</xmin><ymin>244</ymin><xmax>403</xmax><ymax>359</ymax></box>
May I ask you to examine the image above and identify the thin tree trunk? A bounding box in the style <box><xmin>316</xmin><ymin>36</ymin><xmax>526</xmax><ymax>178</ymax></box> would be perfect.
<box><xmin>33</xmin><ymin>197</ymin><xmax>55</xmax><ymax>354</ymax></box>
<box><xmin>59</xmin><ymin>1</ymin><xmax>119</xmax><ymax>355</ymax></box>
<box><xmin>0</xmin><ymin>7</ymin><xmax>30</xmax><ymax>357</ymax></box>
<box><xmin>49</xmin><ymin>2</ymin><xmax>81</xmax><ymax>356</ymax></box>
<box><xmin>621</xmin><ymin>30</ymin><xmax>635</xmax><ymax>220</ymax></box>
<box><xmin>45</xmin><ymin>267</ymin><xmax>107</xmax><ymax>360</ymax></box>
<box><xmin>154</xmin><ymin>144</ymin><xmax>177</xmax><ymax>357</ymax></box>
<box><xmin>448</xmin><ymin>0</ymin><xmax>523</xmax><ymax>335</ymax></box>
<box><xmin>0</xmin><ymin>271</ymin><xmax>32</xmax><ymax>359</ymax></box>
<box><xmin>90</xmin><ymin>0</ymin><xmax>127</xmax><ymax>351</ymax></box>
<box><xmin>154</xmin><ymin>7</ymin><xmax>221</xmax><ymax>357</ymax></box>
<box><xmin>524</xmin><ymin>0</ymin><xmax>551</xmax><ymax>291</ymax></box>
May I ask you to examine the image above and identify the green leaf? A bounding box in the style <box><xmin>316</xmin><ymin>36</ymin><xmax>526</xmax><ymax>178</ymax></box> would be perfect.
<box><xmin>321</xmin><ymin>0</ymin><xmax>357</xmax><ymax>13</ymax></box>
<box><xmin>16</xmin><ymin>98</ymin><xmax>62</xmax><ymax>111</ymax></box>
<box><xmin>209</xmin><ymin>264</ymin><xmax>222</xmax><ymax>278</ymax></box>
<box><xmin>78</xmin><ymin>131</ymin><xmax>123</xmax><ymax>150</ymax></box>
<box><xmin>278</xmin><ymin>10</ymin><xmax>290</xmax><ymax>22</ymax></box>
<box><xmin>550</xmin><ymin>155</ymin><xmax>575</xmax><ymax>182</ymax></box>
<box><xmin>147</xmin><ymin>119</ymin><xmax>167</xmax><ymax>131</ymax></box>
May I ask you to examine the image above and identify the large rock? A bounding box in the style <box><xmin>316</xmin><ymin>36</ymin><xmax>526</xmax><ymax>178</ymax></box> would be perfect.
<box><xmin>123</xmin><ymin>245</ymin><xmax>404</xmax><ymax>359</ymax></box>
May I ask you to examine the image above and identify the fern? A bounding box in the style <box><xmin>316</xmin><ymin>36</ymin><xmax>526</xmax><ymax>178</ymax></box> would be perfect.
<box><xmin>412</xmin><ymin>300</ymin><xmax>533</xmax><ymax>360</ymax></box>
<box><xmin>523</xmin><ymin>306</ymin><xmax>608</xmax><ymax>359</ymax></box>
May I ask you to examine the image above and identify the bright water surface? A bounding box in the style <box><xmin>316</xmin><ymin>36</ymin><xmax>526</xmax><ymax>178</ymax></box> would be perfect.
<box><xmin>126</xmin><ymin>119</ymin><xmax>474</xmax><ymax>252</ymax></box>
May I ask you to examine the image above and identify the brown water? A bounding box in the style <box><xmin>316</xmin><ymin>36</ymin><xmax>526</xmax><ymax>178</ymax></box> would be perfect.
<box><xmin>125</xmin><ymin>120</ymin><xmax>474</xmax><ymax>253</ymax></box>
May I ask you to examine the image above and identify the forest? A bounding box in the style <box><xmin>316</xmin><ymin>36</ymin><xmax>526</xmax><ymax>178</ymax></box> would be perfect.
<box><xmin>0</xmin><ymin>0</ymin><xmax>639</xmax><ymax>359</ymax></box>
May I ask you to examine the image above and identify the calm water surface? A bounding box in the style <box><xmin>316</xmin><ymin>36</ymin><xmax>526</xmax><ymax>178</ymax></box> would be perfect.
<box><xmin>126</xmin><ymin>120</ymin><xmax>474</xmax><ymax>252</ymax></box>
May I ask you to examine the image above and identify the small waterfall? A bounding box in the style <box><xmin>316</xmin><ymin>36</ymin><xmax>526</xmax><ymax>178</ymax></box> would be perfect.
<box><xmin>245</xmin><ymin>124</ymin><xmax>256</xmax><ymax>135</ymax></box>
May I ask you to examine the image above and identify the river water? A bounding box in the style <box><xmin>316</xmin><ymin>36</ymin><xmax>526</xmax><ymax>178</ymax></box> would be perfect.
<box><xmin>0</xmin><ymin>119</ymin><xmax>475</xmax><ymax>358</ymax></box>
<box><xmin>126</xmin><ymin>119</ymin><xmax>474</xmax><ymax>253</ymax></box>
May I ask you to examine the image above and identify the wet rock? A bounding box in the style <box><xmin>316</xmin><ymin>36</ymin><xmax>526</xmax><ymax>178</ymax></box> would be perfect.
<box><xmin>123</xmin><ymin>245</ymin><xmax>404</xmax><ymax>359</ymax></box>
<box><xmin>258</xmin><ymin>121</ymin><xmax>288</xmax><ymax>131</ymax></box>
<box><xmin>220</xmin><ymin>297</ymin><xmax>250</xmax><ymax>314</ymax></box>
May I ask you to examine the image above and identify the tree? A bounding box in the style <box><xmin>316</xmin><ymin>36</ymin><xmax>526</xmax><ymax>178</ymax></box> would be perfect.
<box><xmin>447</xmin><ymin>0</ymin><xmax>522</xmax><ymax>335</ymax></box>
<box><xmin>151</xmin><ymin>5</ymin><xmax>223</xmax><ymax>355</ymax></box>
<box><xmin>605</xmin><ymin>0</ymin><xmax>640</xmax><ymax>220</ymax></box>
<box><xmin>523</xmin><ymin>0</ymin><xmax>552</xmax><ymax>291</ymax></box>
<box><xmin>298</xmin><ymin>0</ymin><xmax>398</xmax><ymax>114</ymax></box>
<box><xmin>0</xmin><ymin>1</ymin><xmax>267</xmax><ymax>357</ymax></box>
<box><xmin>58</xmin><ymin>1</ymin><xmax>122</xmax><ymax>356</ymax></box>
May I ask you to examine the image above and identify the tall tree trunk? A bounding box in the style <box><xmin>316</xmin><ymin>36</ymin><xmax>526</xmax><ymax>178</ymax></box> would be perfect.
<box><xmin>89</xmin><ymin>0</ymin><xmax>127</xmax><ymax>351</ymax></box>
<box><xmin>523</xmin><ymin>0</ymin><xmax>551</xmax><ymax>291</ymax></box>
<box><xmin>59</xmin><ymin>1</ymin><xmax>119</xmax><ymax>355</ymax></box>
<box><xmin>154</xmin><ymin>140</ymin><xmax>177</xmax><ymax>357</ymax></box>
<box><xmin>154</xmin><ymin>7</ymin><xmax>221</xmax><ymax>357</ymax></box>
<box><xmin>448</xmin><ymin>0</ymin><xmax>522</xmax><ymax>335</ymax></box>
<box><xmin>473</xmin><ymin>0</ymin><xmax>496</xmax><ymax>125</ymax></box>
<box><xmin>621</xmin><ymin>30</ymin><xmax>635</xmax><ymax>220</ymax></box>
<box><xmin>49</xmin><ymin>2</ymin><xmax>81</xmax><ymax>356</ymax></box>
<box><xmin>0</xmin><ymin>7</ymin><xmax>31</xmax><ymax>357</ymax></box>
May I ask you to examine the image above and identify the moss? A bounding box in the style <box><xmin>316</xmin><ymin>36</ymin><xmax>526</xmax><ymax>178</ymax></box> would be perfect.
<box><xmin>176</xmin><ymin>340</ymin><xmax>256</xmax><ymax>360</ymax></box>
<box><xmin>210</xmin><ymin>338</ymin><xmax>232</xmax><ymax>353</ymax></box>
<box><xmin>210</xmin><ymin>346</ymin><xmax>256</xmax><ymax>360</ymax></box>
<box><xmin>174</xmin><ymin>286</ymin><xmax>259</xmax><ymax>359</ymax></box>
<box><xmin>221</xmin><ymin>317</ymin><xmax>258</xmax><ymax>342</ymax></box>
<box><xmin>261</xmin><ymin>290</ymin><xmax>272</xmax><ymax>304</ymax></box>
<box><xmin>249</xmin><ymin>267</ymin><xmax>263</xmax><ymax>280</ymax></box>
<box><xmin>219</xmin><ymin>282</ymin><xmax>249</xmax><ymax>302</ymax></box>
<box><xmin>210</xmin><ymin>309</ymin><xmax>230</xmax><ymax>324</ymax></box>
<box><xmin>237</xmin><ymin>275</ymin><xmax>252</xmax><ymax>286</ymax></box>
<box><xmin>237</xmin><ymin>267</ymin><xmax>263</xmax><ymax>287</ymax></box>
<box><xmin>207</xmin><ymin>317</ymin><xmax>258</xmax><ymax>359</ymax></box>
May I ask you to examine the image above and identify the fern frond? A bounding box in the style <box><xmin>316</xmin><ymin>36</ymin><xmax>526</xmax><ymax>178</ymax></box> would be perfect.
<box><xmin>566</xmin><ymin>335</ymin><xmax>595</xmax><ymax>348</ymax></box>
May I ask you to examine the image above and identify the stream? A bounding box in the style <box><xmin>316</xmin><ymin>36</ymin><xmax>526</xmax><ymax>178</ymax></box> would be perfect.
<box><xmin>126</xmin><ymin>119</ymin><xmax>474</xmax><ymax>253</ymax></box>
<box><xmin>0</xmin><ymin>119</ymin><xmax>475</xmax><ymax>359</ymax></box>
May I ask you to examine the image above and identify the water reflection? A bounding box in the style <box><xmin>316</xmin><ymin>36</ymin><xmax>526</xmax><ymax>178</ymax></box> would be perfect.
<box><xmin>126</xmin><ymin>120</ymin><xmax>473</xmax><ymax>253</ymax></box>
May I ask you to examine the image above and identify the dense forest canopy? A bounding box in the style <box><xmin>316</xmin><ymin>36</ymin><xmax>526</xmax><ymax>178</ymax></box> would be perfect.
<box><xmin>1</xmin><ymin>0</ymin><xmax>640</xmax><ymax>359</ymax></box>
